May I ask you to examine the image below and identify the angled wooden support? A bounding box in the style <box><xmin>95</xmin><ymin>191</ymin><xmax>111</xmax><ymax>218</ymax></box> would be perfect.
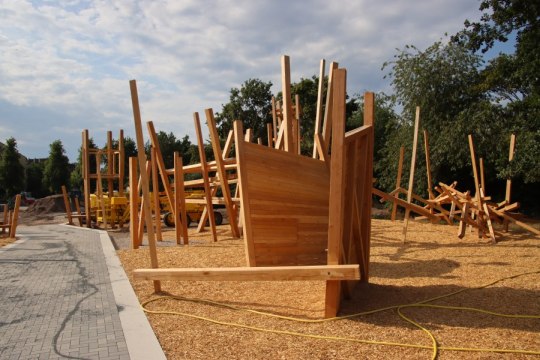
<box><xmin>129</xmin><ymin>79</ymin><xmax>160</xmax><ymax>292</ymax></box>
<box><xmin>205</xmin><ymin>108</ymin><xmax>240</xmax><ymax>238</ymax></box>
<box><xmin>133</xmin><ymin>265</ymin><xmax>360</xmax><ymax>282</ymax></box>
<box><xmin>174</xmin><ymin>152</ymin><xmax>189</xmax><ymax>245</ymax></box>
<box><xmin>321</xmin><ymin>62</ymin><xmax>338</xmax><ymax>155</ymax></box>
<box><xmin>151</xmin><ymin>148</ymin><xmax>163</xmax><ymax>241</ymax></box>
<box><xmin>194</xmin><ymin>112</ymin><xmax>218</xmax><ymax>242</ymax></box>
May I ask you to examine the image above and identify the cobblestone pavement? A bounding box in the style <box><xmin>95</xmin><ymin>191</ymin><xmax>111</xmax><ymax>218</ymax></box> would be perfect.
<box><xmin>0</xmin><ymin>225</ymin><xmax>130</xmax><ymax>360</ymax></box>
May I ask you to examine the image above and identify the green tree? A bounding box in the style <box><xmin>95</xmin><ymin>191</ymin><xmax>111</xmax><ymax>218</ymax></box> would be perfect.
<box><xmin>452</xmin><ymin>0</ymin><xmax>540</xmax><ymax>210</ymax></box>
<box><xmin>0</xmin><ymin>137</ymin><xmax>25</xmax><ymax>200</ymax></box>
<box><xmin>382</xmin><ymin>41</ymin><xmax>497</xmax><ymax>196</ymax></box>
<box><xmin>25</xmin><ymin>161</ymin><xmax>46</xmax><ymax>198</ymax></box>
<box><xmin>146</xmin><ymin>132</ymin><xmax>192</xmax><ymax>169</ymax></box>
<box><xmin>43</xmin><ymin>140</ymin><xmax>70</xmax><ymax>194</ymax></box>
<box><xmin>215</xmin><ymin>79</ymin><xmax>273</xmax><ymax>142</ymax></box>
<box><xmin>70</xmin><ymin>137</ymin><xmax>97</xmax><ymax>190</ymax></box>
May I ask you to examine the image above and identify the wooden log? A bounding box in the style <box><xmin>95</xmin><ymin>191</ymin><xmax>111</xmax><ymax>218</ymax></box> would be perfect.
<box><xmin>402</xmin><ymin>107</ymin><xmax>420</xmax><ymax>242</ymax></box>
<box><xmin>133</xmin><ymin>264</ymin><xmax>360</xmax><ymax>282</ymax></box>
<box><xmin>129</xmin><ymin>79</ymin><xmax>160</xmax><ymax>292</ymax></box>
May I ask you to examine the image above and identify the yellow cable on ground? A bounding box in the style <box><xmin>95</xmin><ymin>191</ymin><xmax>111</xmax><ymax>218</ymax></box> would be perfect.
<box><xmin>141</xmin><ymin>269</ymin><xmax>540</xmax><ymax>359</ymax></box>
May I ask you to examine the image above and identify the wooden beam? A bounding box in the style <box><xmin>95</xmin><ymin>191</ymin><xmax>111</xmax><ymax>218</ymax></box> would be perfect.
<box><xmin>205</xmin><ymin>108</ymin><xmax>240</xmax><ymax>238</ymax></box>
<box><xmin>174</xmin><ymin>152</ymin><xmax>189</xmax><ymax>245</ymax></box>
<box><xmin>133</xmin><ymin>265</ymin><xmax>360</xmax><ymax>282</ymax></box>
<box><xmin>281</xmin><ymin>55</ymin><xmax>294</xmax><ymax>152</ymax></box>
<box><xmin>313</xmin><ymin>59</ymin><xmax>326</xmax><ymax>158</ymax></box>
<box><xmin>129</xmin><ymin>79</ymin><xmax>160</xmax><ymax>292</ymax></box>
<box><xmin>321</xmin><ymin>62</ymin><xmax>338</xmax><ymax>154</ymax></box>
<box><xmin>504</xmin><ymin>133</ymin><xmax>516</xmax><ymax>232</ymax></box>
<box><xmin>151</xmin><ymin>148</ymin><xmax>163</xmax><ymax>241</ymax></box>
<box><xmin>372</xmin><ymin>188</ymin><xmax>439</xmax><ymax>222</ymax></box>
<box><xmin>194</xmin><ymin>112</ymin><xmax>218</xmax><ymax>242</ymax></box>
<box><xmin>402</xmin><ymin>107</ymin><xmax>420</xmax><ymax>242</ymax></box>
<box><xmin>391</xmin><ymin>146</ymin><xmax>405</xmax><ymax>221</ymax></box>
<box><xmin>129</xmin><ymin>157</ymin><xmax>140</xmax><ymax>249</ymax></box>
<box><xmin>9</xmin><ymin>195</ymin><xmax>21</xmax><ymax>238</ymax></box>
<box><xmin>325</xmin><ymin>68</ymin><xmax>347</xmax><ymax>319</ymax></box>
<box><xmin>423</xmin><ymin>130</ymin><xmax>434</xmax><ymax>200</ymax></box>
<box><xmin>82</xmin><ymin>130</ymin><xmax>92</xmax><ymax>228</ymax></box>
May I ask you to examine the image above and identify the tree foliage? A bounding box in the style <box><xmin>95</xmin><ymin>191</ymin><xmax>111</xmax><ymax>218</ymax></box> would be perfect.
<box><xmin>215</xmin><ymin>79</ymin><xmax>273</xmax><ymax>142</ymax></box>
<box><xmin>26</xmin><ymin>161</ymin><xmax>46</xmax><ymax>198</ymax></box>
<box><xmin>0</xmin><ymin>137</ymin><xmax>25</xmax><ymax>200</ymax></box>
<box><xmin>43</xmin><ymin>140</ymin><xmax>70</xmax><ymax>194</ymax></box>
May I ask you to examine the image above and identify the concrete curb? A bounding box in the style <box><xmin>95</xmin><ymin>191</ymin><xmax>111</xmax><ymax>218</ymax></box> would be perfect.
<box><xmin>60</xmin><ymin>224</ymin><xmax>167</xmax><ymax>360</ymax></box>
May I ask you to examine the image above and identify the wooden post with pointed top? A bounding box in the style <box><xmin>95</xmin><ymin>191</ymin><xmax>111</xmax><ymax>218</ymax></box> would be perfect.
<box><xmin>402</xmin><ymin>107</ymin><xmax>420</xmax><ymax>242</ymax></box>
<box><xmin>129</xmin><ymin>79</ymin><xmax>160</xmax><ymax>292</ymax></box>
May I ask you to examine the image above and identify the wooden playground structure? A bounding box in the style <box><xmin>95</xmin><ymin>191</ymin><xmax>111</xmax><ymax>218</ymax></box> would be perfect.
<box><xmin>0</xmin><ymin>194</ymin><xmax>21</xmax><ymax>239</ymax></box>
<box><xmin>130</xmin><ymin>56</ymin><xmax>374</xmax><ymax>318</ymax></box>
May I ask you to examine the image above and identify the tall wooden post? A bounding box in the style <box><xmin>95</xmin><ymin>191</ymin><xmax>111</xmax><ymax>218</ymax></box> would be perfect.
<box><xmin>402</xmin><ymin>107</ymin><xmax>420</xmax><ymax>242</ymax></box>
<box><xmin>391</xmin><ymin>146</ymin><xmax>405</xmax><ymax>221</ymax></box>
<box><xmin>129</xmin><ymin>157</ymin><xmax>140</xmax><ymax>249</ymax></box>
<box><xmin>129</xmin><ymin>79</ymin><xmax>160</xmax><ymax>292</ymax></box>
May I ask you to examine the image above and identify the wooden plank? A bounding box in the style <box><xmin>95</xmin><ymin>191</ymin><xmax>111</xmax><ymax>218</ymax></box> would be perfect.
<box><xmin>479</xmin><ymin>157</ymin><xmax>486</xmax><ymax>194</ymax></box>
<box><xmin>504</xmin><ymin>133</ymin><xmax>516</xmax><ymax>232</ymax></box>
<box><xmin>313</xmin><ymin>59</ymin><xmax>326</xmax><ymax>158</ymax></box>
<box><xmin>133</xmin><ymin>265</ymin><xmax>360</xmax><ymax>282</ymax></box>
<box><xmin>194</xmin><ymin>112</ymin><xmax>218</xmax><ymax>242</ymax></box>
<box><xmin>82</xmin><ymin>130</ymin><xmax>92</xmax><ymax>228</ymax></box>
<box><xmin>281</xmin><ymin>55</ymin><xmax>294</xmax><ymax>152</ymax></box>
<box><xmin>129</xmin><ymin>79</ymin><xmax>160</xmax><ymax>292</ymax></box>
<box><xmin>222</xmin><ymin>130</ymin><xmax>235</xmax><ymax>158</ymax></box>
<box><xmin>294</xmin><ymin>94</ymin><xmax>301</xmax><ymax>154</ymax></box>
<box><xmin>325</xmin><ymin>68</ymin><xmax>347</xmax><ymax>319</ymax></box>
<box><xmin>402</xmin><ymin>107</ymin><xmax>420</xmax><ymax>242</ymax></box>
<box><xmin>391</xmin><ymin>146</ymin><xmax>405</xmax><ymax>221</ymax></box>
<box><xmin>361</xmin><ymin>91</ymin><xmax>374</xmax><ymax>280</ymax></box>
<box><xmin>271</xmin><ymin>96</ymin><xmax>278</xmax><ymax>143</ymax></box>
<box><xmin>372</xmin><ymin>188</ymin><xmax>439</xmax><ymax>222</ymax></box>
<box><xmin>490</xmin><ymin>207</ymin><xmax>540</xmax><ymax>236</ymax></box>
<box><xmin>8</xmin><ymin>195</ymin><xmax>21</xmax><ymax>238</ymax></box>
<box><xmin>118</xmin><ymin>129</ymin><xmax>125</xmax><ymax>196</ymax></box>
<box><xmin>62</xmin><ymin>185</ymin><xmax>74</xmax><ymax>225</ymax></box>
<box><xmin>174</xmin><ymin>152</ymin><xmax>189</xmax><ymax>245</ymax></box>
<box><xmin>151</xmin><ymin>148</ymin><xmax>163</xmax><ymax>241</ymax></box>
<box><xmin>205</xmin><ymin>109</ymin><xmax>240</xmax><ymax>238</ymax></box>
<box><xmin>129</xmin><ymin>157</ymin><xmax>139</xmax><ymax>249</ymax></box>
<box><xmin>233</xmin><ymin>120</ymin><xmax>256</xmax><ymax>266</ymax></box>
<box><xmin>423</xmin><ymin>130</ymin><xmax>434</xmax><ymax>200</ymax></box>
<box><xmin>147</xmin><ymin>121</ymin><xmax>175</xmax><ymax>218</ymax></box>
<box><xmin>321</xmin><ymin>62</ymin><xmax>338</xmax><ymax>154</ymax></box>
<box><xmin>480</xmin><ymin>188</ymin><xmax>496</xmax><ymax>243</ymax></box>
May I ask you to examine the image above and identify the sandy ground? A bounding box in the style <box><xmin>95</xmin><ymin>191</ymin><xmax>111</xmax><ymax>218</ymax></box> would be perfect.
<box><xmin>115</xmin><ymin>219</ymin><xmax>540</xmax><ymax>360</ymax></box>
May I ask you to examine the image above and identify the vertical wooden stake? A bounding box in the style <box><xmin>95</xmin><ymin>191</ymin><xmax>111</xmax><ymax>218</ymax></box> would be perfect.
<box><xmin>281</xmin><ymin>55</ymin><xmax>294</xmax><ymax>152</ymax></box>
<box><xmin>504</xmin><ymin>134</ymin><xmax>516</xmax><ymax>232</ymax></box>
<box><xmin>174</xmin><ymin>152</ymin><xmax>189</xmax><ymax>245</ymax></box>
<box><xmin>402</xmin><ymin>107</ymin><xmax>420</xmax><ymax>242</ymax></box>
<box><xmin>129</xmin><ymin>157</ymin><xmax>140</xmax><ymax>249</ymax></box>
<box><xmin>479</xmin><ymin>157</ymin><xmax>486</xmax><ymax>194</ymax></box>
<box><xmin>129</xmin><ymin>79</ymin><xmax>160</xmax><ymax>292</ymax></box>
<box><xmin>82</xmin><ymin>130</ymin><xmax>92</xmax><ymax>228</ymax></box>
<box><xmin>151</xmin><ymin>148</ymin><xmax>163</xmax><ymax>241</ymax></box>
<box><xmin>391</xmin><ymin>146</ymin><xmax>405</xmax><ymax>221</ymax></box>
<box><xmin>9</xmin><ymin>195</ymin><xmax>21</xmax><ymax>238</ymax></box>
<box><xmin>194</xmin><ymin>112</ymin><xmax>218</xmax><ymax>242</ymax></box>
<box><xmin>423</xmin><ymin>130</ymin><xmax>434</xmax><ymax>200</ymax></box>
<box><xmin>313</xmin><ymin>59</ymin><xmax>326</xmax><ymax>158</ymax></box>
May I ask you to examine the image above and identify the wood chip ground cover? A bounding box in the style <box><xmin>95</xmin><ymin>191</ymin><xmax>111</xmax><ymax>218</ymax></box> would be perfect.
<box><xmin>117</xmin><ymin>219</ymin><xmax>540</xmax><ymax>359</ymax></box>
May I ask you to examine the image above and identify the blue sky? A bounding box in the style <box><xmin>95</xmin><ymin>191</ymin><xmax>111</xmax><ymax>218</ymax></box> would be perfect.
<box><xmin>0</xmin><ymin>0</ymin><xmax>504</xmax><ymax>161</ymax></box>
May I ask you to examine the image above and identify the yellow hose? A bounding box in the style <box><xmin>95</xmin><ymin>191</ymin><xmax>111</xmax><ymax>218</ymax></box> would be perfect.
<box><xmin>141</xmin><ymin>269</ymin><xmax>540</xmax><ymax>359</ymax></box>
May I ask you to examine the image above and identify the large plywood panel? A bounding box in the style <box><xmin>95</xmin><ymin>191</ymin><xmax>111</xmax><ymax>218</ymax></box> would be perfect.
<box><xmin>237</xmin><ymin>140</ymin><xmax>330</xmax><ymax>267</ymax></box>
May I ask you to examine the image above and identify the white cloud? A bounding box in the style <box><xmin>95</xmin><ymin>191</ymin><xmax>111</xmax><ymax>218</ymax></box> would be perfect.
<box><xmin>0</xmin><ymin>0</ymin><xmax>483</xmax><ymax>161</ymax></box>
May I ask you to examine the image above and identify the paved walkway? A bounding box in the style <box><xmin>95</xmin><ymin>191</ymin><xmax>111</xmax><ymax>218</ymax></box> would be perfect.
<box><xmin>0</xmin><ymin>224</ymin><xmax>165</xmax><ymax>360</ymax></box>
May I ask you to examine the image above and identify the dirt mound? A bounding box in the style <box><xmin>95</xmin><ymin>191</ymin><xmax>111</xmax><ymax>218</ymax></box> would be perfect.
<box><xmin>26</xmin><ymin>195</ymin><xmax>66</xmax><ymax>215</ymax></box>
